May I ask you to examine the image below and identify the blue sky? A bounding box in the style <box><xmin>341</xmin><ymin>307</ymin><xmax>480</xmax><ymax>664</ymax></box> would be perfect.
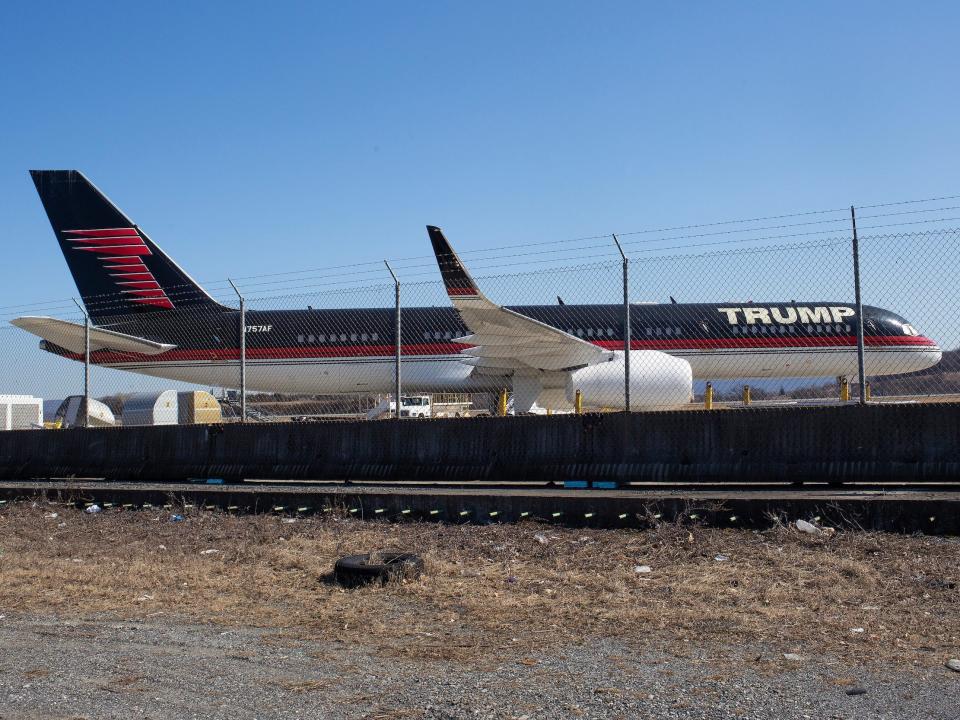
<box><xmin>2</xmin><ymin>2</ymin><xmax>958</xmax><ymax>299</ymax></box>
<box><xmin>0</xmin><ymin>2</ymin><xmax>958</xmax><ymax>396</ymax></box>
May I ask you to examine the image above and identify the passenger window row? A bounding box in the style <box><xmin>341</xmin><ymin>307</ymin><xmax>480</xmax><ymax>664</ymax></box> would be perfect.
<box><xmin>566</xmin><ymin>328</ymin><xmax>616</xmax><ymax>338</ymax></box>
<box><xmin>730</xmin><ymin>324</ymin><xmax>852</xmax><ymax>335</ymax></box>
<box><xmin>296</xmin><ymin>332</ymin><xmax>380</xmax><ymax>344</ymax></box>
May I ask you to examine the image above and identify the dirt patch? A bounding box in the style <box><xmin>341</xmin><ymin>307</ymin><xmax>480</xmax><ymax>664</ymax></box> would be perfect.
<box><xmin>0</xmin><ymin>501</ymin><xmax>956</xmax><ymax>668</ymax></box>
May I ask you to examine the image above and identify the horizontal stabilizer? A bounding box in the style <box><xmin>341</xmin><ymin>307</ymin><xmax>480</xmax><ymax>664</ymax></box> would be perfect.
<box><xmin>11</xmin><ymin>316</ymin><xmax>176</xmax><ymax>356</ymax></box>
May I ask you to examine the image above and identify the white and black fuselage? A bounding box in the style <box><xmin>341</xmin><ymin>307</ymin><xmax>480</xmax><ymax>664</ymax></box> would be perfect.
<box><xmin>45</xmin><ymin>301</ymin><xmax>941</xmax><ymax>394</ymax></box>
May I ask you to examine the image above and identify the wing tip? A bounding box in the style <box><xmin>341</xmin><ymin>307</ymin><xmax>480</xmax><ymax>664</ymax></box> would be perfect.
<box><xmin>426</xmin><ymin>225</ymin><xmax>481</xmax><ymax>299</ymax></box>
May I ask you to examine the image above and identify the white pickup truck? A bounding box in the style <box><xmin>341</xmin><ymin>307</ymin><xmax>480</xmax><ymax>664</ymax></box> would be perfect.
<box><xmin>366</xmin><ymin>395</ymin><xmax>432</xmax><ymax>420</ymax></box>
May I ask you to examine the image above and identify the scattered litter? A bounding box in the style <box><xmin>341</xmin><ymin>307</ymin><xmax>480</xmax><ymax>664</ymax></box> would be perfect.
<box><xmin>634</xmin><ymin>565</ymin><xmax>652</xmax><ymax>574</ymax></box>
<box><xmin>507</xmin><ymin>576</ymin><xmax>517</xmax><ymax>584</ymax></box>
<box><xmin>714</xmin><ymin>554</ymin><xmax>730</xmax><ymax>562</ymax></box>
<box><xmin>783</xmin><ymin>653</ymin><xmax>803</xmax><ymax>662</ymax></box>
<box><xmin>157</xmin><ymin>544</ymin><xmax>166</xmax><ymax>551</ymax></box>
<box><xmin>795</xmin><ymin>518</ymin><xmax>836</xmax><ymax>537</ymax></box>
<box><xmin>84</xmin><ymin>505</ymin><xmax>102</xmax><ymax>514</ymax></box>
<box><xmin>533</xmin><ymin>533</ymin><xmax>549</xmax><ymax>545</ymax></box>
<box><xmin>169</xmin><ymin>514</ymin><xmax>184</xmax><ymax>522</ymax></box>
<box><xmin>136</xmin><ymin>594</ymin><xmax>155</xmax><ymax>602</ymax></box>
<box><xmin>946</xmin><ymin>659</ymin><xmax>960</xmax><ymax>672</ymax></box>
<box><xmin>845</xmin><ymin>687</ymin><xmax>867</xmax><ymax>696</ymax></box>
<box><xmin>795</xmin><ymin>519</ymin><xmax>819</xmax><ymax>534</ymax></box>
<box><xmin>200</xmin><ymin>549</ymin><xmax>219</xmax><ymax>555</ymax></box>
<box><xmin>921</xmin><ymin>577</ymin><xmax>957</xmax><ymax>591</ymax></box>
<box><xmin>282</xmin><ymin>518</ymin><xmax>297</xmax><ymax>524</ymax></box>
<box><xmin>333</xmin><ymin>552</ymin><xmax>423</xmax><ymax>587</ymax></box>
<box><xmin>57</xmin><ymin>522</ymin><xmax>66</xmax><ymax>528</ymax></box>
<box><xmin>44</xmin><ymin>512</ymin><xmax>58</xmax><ymax>519</ymax></box>
<box><xmin>849</xmin><ymin>627</ymin><xmax>865</xmax><ymax>634</ymax></box>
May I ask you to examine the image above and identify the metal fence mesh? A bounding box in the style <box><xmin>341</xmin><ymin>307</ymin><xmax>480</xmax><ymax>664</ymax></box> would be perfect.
<box><xmin>1</xmin><ymin>222</ymin><xmax>956</xmax><ymax>427</ymax></box>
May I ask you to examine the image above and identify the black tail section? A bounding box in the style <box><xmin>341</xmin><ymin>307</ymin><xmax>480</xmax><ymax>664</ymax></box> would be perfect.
<box><xmin>30</xmin><ymin>170</ymin><xmax>224</xmax><ymax>322</ymax></box>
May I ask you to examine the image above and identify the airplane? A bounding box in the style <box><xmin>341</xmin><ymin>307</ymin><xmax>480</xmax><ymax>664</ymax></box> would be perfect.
<box><xmin>12</xmin><ymin>170</ymin><xmax>942</xmax><ymax>412</ymax></box>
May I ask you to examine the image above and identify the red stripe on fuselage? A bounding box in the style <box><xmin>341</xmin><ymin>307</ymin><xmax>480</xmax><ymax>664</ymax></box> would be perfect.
<box><xmin>57</xmin><ymin>335</ymin><xmax>938</xmax><ymax>365</ymax></box>
<box><xmin>595</xmin><ymin>335</ymin><xmax>938</xmax><ymax>350</ymax></box>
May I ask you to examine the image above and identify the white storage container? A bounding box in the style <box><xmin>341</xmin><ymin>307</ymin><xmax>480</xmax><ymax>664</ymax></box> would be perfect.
<box><xmin>122</xmin><ymin>391</ymin><xmax>179</xmax><ymax>426</ymax></box>
<box><xmin>0</xmin><ymin>395</ymin><xmax>43</xmax><ymax>430</ymax></box>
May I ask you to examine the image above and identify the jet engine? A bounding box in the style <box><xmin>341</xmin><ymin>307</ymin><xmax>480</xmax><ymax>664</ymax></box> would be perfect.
<box><xmin>566</xmin><ymin>350</ymin><xmax>692</xmax><ymax>410</ymax></box>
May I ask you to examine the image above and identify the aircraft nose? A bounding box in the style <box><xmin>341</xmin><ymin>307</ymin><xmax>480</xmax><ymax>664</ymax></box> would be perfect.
<box><xmin>918</xmin><ymin>338</ymin><xmax>942</xmax><ymax>370</ymax></box>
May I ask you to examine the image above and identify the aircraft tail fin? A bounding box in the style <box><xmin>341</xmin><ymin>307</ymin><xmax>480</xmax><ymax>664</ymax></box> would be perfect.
<box><xmin>29</xmin><ymin>170</ymin><xmax>223</xmax><ymax>322</ymax></box>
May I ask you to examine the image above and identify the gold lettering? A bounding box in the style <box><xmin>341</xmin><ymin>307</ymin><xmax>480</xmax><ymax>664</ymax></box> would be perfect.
<box><xmin>830</xmin><ymin>307</ymin><xmax>855</xmax><ymax>323</ymax></box>
<box><xmin>743</xmin><ymin>307</ymin><xmax>772</xmax><ymax>324</ymax></box>
<box><xmin>770</xmin><ymin>307</ymin><xmax>798</xmax><ymax>324</ymax></box>
<box><xmin>797</xmin><ymin>307</ymin><xmax>831</xmax><ymax>324</ymax></box>
<box><xmin>717</xmin><ymin>307</ymin><xmax>743</xmax><ymax>324</ymax></box>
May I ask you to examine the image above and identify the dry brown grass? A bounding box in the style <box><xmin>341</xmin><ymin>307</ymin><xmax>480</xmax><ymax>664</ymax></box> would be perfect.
<box><xmin>0</xmin><ymin>501</ymin><xmax>956</xmax><ymax>669</ymax></box>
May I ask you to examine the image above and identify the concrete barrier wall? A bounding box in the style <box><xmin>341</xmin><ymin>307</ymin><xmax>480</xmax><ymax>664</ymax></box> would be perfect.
<box><xmin>0</xmin><ymin>403</ymin><xmax>958</xmax><ymax>483</ymax></box>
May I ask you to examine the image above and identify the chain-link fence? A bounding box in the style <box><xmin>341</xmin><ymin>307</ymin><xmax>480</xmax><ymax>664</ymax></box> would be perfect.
<box><xmin>1</xmin><ymin>219</ymin><xmax>956</xmax><ymax>428</ymax></box>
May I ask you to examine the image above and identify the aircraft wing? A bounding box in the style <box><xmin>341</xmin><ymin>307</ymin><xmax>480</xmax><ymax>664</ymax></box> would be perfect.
<box><xmin>10</xmin><ymin>316</ymin><xmax>176</xmax><ymax>356</ymax></box>
<box><xmin>426</xmin><ymin>226</ymin><xmax>613</xmax><ymax>372</ymax></box>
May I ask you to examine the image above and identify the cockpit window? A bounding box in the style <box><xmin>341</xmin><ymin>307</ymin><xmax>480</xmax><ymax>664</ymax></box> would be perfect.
<box><xmin>902</xmin><ymin>323</ymin><xmax>920</xmax><ymax>336</ymax></box>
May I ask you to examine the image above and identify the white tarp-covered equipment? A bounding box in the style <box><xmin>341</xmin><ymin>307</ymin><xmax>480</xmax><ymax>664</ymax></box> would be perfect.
<box><xmin>53</xmin><ymin>396</ymin><xmax>117</xmax><ymax>428</ymax></box>
<box><xmin>122</xmin><ymin>391</ymin><xmax>179</xmax><ymax>426</ymax></box>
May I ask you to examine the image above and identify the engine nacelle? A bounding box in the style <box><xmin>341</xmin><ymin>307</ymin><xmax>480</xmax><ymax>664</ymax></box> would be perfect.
<box><xmin>566</xmin><ymin>350</ymin><xmax>692</xmax><ymax>410</ymax></box>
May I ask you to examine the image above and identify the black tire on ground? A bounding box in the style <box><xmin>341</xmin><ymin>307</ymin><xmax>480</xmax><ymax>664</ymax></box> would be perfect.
<box><xmin>333</xmin><ymin>552</ymin><xmax>424</xmax><ymax>587</ymax></box>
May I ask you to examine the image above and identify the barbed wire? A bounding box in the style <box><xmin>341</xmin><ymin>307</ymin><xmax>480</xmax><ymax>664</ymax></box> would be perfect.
<box><xmin>0</xmin><ymin>221</ymin><xmax>956</xmax><ymax>322</ymax></box>
<box><xmin>2</xmin><ymin>194</ymin><xmax>958</xmax><ymax>320</ymax></box>
<box><xmin>0</xmin><ymin>225</ymin><xmax>941</xmax><ymax>320</ymax></box>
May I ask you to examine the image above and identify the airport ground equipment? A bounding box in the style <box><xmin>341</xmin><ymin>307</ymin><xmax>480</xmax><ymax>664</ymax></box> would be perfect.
<box><xmin>366</xmin><ymin>395</ymin><xmax>432</xmax><ymax>420</ymax></box>
<box><xmin>0</xmin><ymin>395</ymin><xmax>42</xmax><ymax>430</ymax></box>
<box><xmin>50</xmin><ymin>396</ymin><xmax>116</xmax><ymax>429</ymax></box>
<box><xmin>121</xmin><ymin>391</ymin><xmax>178</xmax><ymax>426</ymax></box>
<box><xmin>178</xmin><ymin>391</ymin><xmax>222</xmax><ymax>424</ymax></box>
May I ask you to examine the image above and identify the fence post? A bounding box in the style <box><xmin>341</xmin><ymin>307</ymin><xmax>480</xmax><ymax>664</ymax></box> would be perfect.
<box><xmin>612</xmin><ymin>234</ymin><xmax>630</xmax><ymax>412</ymax></box>
<box><xmin>73</xmin><ymin>299</ymin><xmax>90</xmax><ymax>428</ymax></box>
<box><xmin>228</xmin><ymin>280</ymin><xmax>246</xmax><ymax>422</ymax></box>
<box><xmin>385</xmin><ymin>261</ymin><xmax>401</xmax><ymax>419</ymax></box>
<box><xmin>850</xmin><ymin>207</ymin><xmax>867</xmax><ymax>404</ymax></box>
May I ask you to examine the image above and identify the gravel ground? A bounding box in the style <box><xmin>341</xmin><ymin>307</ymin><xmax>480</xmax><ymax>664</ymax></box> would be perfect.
<box><xmin>0</xmin><ymin>616</ymin><xmax>956</xmax><ymax>720</ymax></box>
